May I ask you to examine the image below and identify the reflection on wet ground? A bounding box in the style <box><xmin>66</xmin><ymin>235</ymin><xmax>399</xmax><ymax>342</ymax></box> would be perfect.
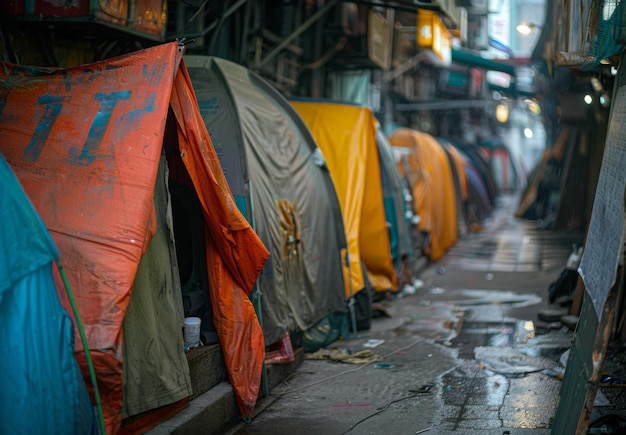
<box><xmin>415</xmin><ymin>198</ymin><xmax>581</xmax><ymax>433</ymax></box>
<box><xmin>443</xmin><ymin>219</ymin><xmax>583</xmax><ymax>273</ymax></box>
<box><xmin>439</xmin><ymin>360</ymin><xmax>561</xmax><ymax>432</ymax></box>
<box><xmin>452</xmin><ymin>319</ymin><xmax>535</xmax><ymax>359</ymax></box>
<box><xmin>396</xmin><ymin>280</ymin><xmax>572</xmax><ymax>433</ymax></box>
<box><xmin>453</xmin><ymin>289</ymin><xmax>542</xmax><ymax>307</ymax></box>
<box><xmin>437</xmin><ymin>306</ymin><xmax>566</xmax><ymax>432</ymax></box>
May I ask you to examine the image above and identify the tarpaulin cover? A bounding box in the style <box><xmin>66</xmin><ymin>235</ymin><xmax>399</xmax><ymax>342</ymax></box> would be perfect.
<box><xmin>291</xmin><ymin>100</ymin><xmax>397</xmax><ymax>294</ymax></box>
<box><xmin>0</xmin><ymin>155</ymin><xmax>93</xmax><ymax>434</ymax></box>
<box><xmin>121</xmin><ymin>152</ymin><xmax>192</xmax><ymax>419</ymax></box>
<box><xmin>0</xmin><ymin>42</ymin><xmax>269</xmax><ymax>433</ymax></box>
<box><xmin>446</xmin><ymin>141</ymin><xmax>495</xmax><ymax>223</ymax></box>
<box><xmin>376</xmin><ymin>127</ymin><xmax>414</xmax><ymax>267</ymax></box>
<box><xmin>390</xmin><ymin>129</ymin><xmax>458</xmax><ymax>261</ymax></box>
<box><xmin>444</xmin><ymin>143</ymin><xmax>469</xmax><ymax>203</ymax></box>
<box><xmin>440</xmin><ymin>139</ymin><xmax>470</xmax><ymax>238</ymax></box>
<box><xmin>450</xmin><ymin>146</ymin><xmax>493</xmax><ymax>224</ymax></box>
<box><xmin>185</xmin><ymin>56</ymin><xmax>347</xmax><ymax>346</ymax></box>
<box><xmin>452</xmin><ymin>141</ymin><xmax>499</xmax><ymax>206</ymax></box>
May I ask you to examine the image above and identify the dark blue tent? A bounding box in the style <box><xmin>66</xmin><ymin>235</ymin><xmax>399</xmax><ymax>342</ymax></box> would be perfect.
<box><xmin>0</xmin><ymin>155</ymin><xmax>93</xmax><ymax>434</ymax></box>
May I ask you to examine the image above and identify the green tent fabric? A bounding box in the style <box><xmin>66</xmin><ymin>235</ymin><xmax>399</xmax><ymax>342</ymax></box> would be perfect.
<box><xmin>122</xmin><ymin>152</ymin><xmax>192</xmax><ymax>418</ymax></box>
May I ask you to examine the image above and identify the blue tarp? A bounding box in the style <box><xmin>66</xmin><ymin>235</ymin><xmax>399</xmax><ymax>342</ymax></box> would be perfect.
<box><xmin>0</xmin><ymin>155</ymin><xmax>93</xmax><ymax>434</ymax></box>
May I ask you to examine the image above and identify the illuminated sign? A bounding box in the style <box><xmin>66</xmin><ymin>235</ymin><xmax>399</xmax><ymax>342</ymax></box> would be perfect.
<box><xmin>417</xmin><ymin>9</ymin><xmax>451</xmax><ymax>66</ymax></box>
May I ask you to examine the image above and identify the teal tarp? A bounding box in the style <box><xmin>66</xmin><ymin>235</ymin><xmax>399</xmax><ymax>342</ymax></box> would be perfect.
<box><xmin>0</xmin><ymin>155</ymin><xmax>93</xmax><ymax>434</ymax></box>
<box><xmin>376</xmin><ymin>127</ymin><xmax>414</xmax><ymax>267</ymax></box>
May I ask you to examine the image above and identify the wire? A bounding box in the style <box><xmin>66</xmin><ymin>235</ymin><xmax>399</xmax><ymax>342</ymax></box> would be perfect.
<box><xmin>186</xmin><ymin>0</ymin><xmax>210</xmax><ymax>25</ymax></box>
<box><xmin>342</xmin><ymin>391</ymin><xmax>432</xmax><ymax>434</ymax></box>
<box><xmin>56</xmin><ymin>259</ymin><xmax>106</xmax><ymax>435</ymax></box>
<box><xmin>257</xmin><ymin>338</ymin><xmax>436</xmax><ymax>434</ymax></box>
<box><xmin>271</xmin><ymin>359</ymin><xmax>369</xmax><ymax>397</ymax></box>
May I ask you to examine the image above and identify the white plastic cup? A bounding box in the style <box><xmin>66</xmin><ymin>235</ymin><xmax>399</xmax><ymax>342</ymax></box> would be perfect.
<box><xmin>184</xmin><ymin>317</ymin><xmax>202</xmax><ymax>347</ymax></box>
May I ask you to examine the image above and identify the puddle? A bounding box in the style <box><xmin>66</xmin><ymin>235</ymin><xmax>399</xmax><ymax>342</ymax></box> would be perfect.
<box><xmin>452</xmin><ymin>316</ymin><xmax>567</xmax><ymax>378</ymax></box>
<box><xmin>515</xmin><ymin>330</ymin><xmax>574</xmax><ymax>360</ymax></box>
<box><xmin>453</xmin><ymin>289</ymin><xmax>542</xmax><ymax>308</ymax></box>
<box><xmin>474</xmin><ymin>346</ymin><xmax>558</xmax><ymax>376</ymax></box>
<box><xmin>452</xmin><ymin>320</ymin><xmax>535</xmax><ymax>359</ymax></box>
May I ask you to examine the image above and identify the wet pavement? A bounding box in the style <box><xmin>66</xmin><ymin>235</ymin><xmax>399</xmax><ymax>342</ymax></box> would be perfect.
<box><xmin>225</xmin><ymin>195</ymin><xmax>585</xmax><ymax>434</ymax></box>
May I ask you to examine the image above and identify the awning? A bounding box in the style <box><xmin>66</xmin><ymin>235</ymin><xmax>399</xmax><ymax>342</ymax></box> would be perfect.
<box><xmin>451</xmin><ymin>49</ymin><xmax>516</xmax><ymax>76</ymax></box>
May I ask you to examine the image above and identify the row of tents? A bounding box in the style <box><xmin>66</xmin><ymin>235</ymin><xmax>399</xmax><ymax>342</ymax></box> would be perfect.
<box><xmin>0</xmin><ymin>42</ymin><xmax>503</xmax><ymax>434</ymax></box>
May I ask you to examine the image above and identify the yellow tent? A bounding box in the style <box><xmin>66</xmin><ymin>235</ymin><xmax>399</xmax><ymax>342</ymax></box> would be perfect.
<box><xmin>390</xmin><ymin>129</ymin><xmax>458</xmax><ymax>261</ymax></box>
<box><xmin>291</xmin><ymin>100</ymin><xmax>397</xmax><ymax>296</ymax></box>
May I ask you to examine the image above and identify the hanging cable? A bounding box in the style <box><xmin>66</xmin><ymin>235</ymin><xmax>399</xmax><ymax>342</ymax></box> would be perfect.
<box><xmin>342</xmin><ymin>390</ymin><xmax>432</xmax><ymax>434</ymax></box>
<box><xmin>185</xmin><ymin>0</ymin><xmax>210</xmax><ymax>25</ymax></box>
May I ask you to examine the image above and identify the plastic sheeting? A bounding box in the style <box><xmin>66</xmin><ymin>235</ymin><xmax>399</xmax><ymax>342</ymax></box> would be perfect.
<box><xmin>185</xmin><ymin>56</ymin><xmax>347</xmax><ymax>346</ymax></box>
<box><xmin>459</xmin><ymin>154</ymin><xmax>493</xmax><ymax>225</ymax></box>
<box><xmin>121</xmin><ymin>152</ymin><xmax>192</xmax><ymax>419</ymax></box>
<box><xmin>445</xmin><ymin>143</ymin><xmax>469</xmax><ymax>203</ymax></box>
<box><xmin>452</xmin><ymin>141</ymin><xmax>499</xmax><ymax>206</ymax></box>
<box><xmin>0</xmin><ymin>42</ymin><xmax>269</xmax><ymax>433</ymax></box>
<box><xmin>291</xmin><ymin>100</ymin><xmax>397</xmax><ymax>294</ymax></box>
<box><xmin>442</xmin><ymin>138</ymin><xmax>493</xmax><ymax>231</ymax></box>
<box><xmin>389</xmin><ymin>129</ymin><xmax>458</xmax><ymax>261</ymax></box>
<box><xmin>0</xmin><ymin>155</ymin><xmax>93</xmax><ymax>434</ymax></box>
<box><xmin>441</xmin><ymin>140</ymin><xmax>470</xmax><ymax>238</ymax></box>
<box><xmin>376</xmin><ymin>127</ymin><xmax>414</xmax><ymax>268</ymax></box>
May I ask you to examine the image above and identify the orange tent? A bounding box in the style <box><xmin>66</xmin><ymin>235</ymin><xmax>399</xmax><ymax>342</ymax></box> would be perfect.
<box><xmin>0</xmin><ymin>42</ymin><xmax>269</xmax><ymax>433</ymax></box>
<box><xmin>390</xmin><ymin>129</ymin><xmax>458</xmax><ymax>261</ymax></box>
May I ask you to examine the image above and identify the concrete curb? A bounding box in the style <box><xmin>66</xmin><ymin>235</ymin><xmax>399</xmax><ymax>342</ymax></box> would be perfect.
<box><xmin>146</xmin><ymin>383</ymin><xmax>238</xmax><ymax>435</ymax></box>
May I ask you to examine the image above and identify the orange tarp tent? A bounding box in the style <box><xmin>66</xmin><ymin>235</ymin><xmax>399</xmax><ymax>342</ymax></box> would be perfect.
<box><xmin>291</xmin><ymin>100</ymin><xmax>397</xmax><ymax>295</ymax></box>
<box><xmin>390</xmin><ymin>129</ymin><xmax>458</xmax><ymax>261</ymax></box>
<box><xmin>0</xmin><ymin>42</ymin><xmax>269</xmax><ymax>433</ymax></box>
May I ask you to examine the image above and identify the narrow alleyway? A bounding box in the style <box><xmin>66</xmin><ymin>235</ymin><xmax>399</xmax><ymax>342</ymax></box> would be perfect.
<box><xmin>220</xmin><ymin>194</ymin><xmax>584</xmax><ymax>434</ymax></box>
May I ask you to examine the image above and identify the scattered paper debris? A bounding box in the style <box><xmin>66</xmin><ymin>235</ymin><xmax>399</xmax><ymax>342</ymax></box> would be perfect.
<box><xmin>363</xmin><ymin>339</ymin><xmax>385</xmax><ymax>348</ymax></box>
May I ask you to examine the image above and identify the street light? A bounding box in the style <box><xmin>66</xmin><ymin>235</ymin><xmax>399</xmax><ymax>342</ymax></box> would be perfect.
<box><xmin>516</xmin><ymin>23</ymin><xmax>541</xmax><ymax>35</ymax></box>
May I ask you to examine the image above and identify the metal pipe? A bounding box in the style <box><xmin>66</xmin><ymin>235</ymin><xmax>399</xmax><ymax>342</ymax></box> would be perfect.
<box><xmin>257</xmin><ymin>0</ymin><xmax>339</xmax><ymax>69</ymax></box>
<box><xmin>383</xmin><ymin>53</ymin><xmax>426</xmax><ymax>83</ymax></box>
<box><xmin>395</xmin><ymin>99</ymin><xmax>494</xmax><ymax>111</ymax></box>
<box><xmin>349</xmin><ymin>0</ymin><xmax>440</xmax><ymax>12</ymax></box>
<box><xmin>173</xmin><ymin>0</ymin><xmax>248</xmax><ymax>40</ymax></box>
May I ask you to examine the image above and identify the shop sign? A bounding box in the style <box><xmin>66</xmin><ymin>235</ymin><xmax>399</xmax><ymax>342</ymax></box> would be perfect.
<box><xmin>417</xmin><ymin>9</ymin><xmax>452</xmax><ymax>66</ymax></box>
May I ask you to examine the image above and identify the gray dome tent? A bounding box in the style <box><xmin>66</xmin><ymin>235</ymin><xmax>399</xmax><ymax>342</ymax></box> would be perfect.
<box><xmin>185</xmin><ymin>56</ymin><xmax>348</xmax><ymax>347</ymax></box>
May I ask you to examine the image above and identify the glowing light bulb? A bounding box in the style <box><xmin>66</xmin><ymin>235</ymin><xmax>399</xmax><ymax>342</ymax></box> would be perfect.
<box><xmin>524</xmin><ymin>128</ymin><xmax>534</xmax><ymax>139</ymax></box>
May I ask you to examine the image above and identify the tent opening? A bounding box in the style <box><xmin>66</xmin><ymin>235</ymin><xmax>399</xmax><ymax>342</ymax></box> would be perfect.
<box><xmin>163</xmin><ymin>110</ymin><xmax>219</xmax><ymax>345</ymax></box>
